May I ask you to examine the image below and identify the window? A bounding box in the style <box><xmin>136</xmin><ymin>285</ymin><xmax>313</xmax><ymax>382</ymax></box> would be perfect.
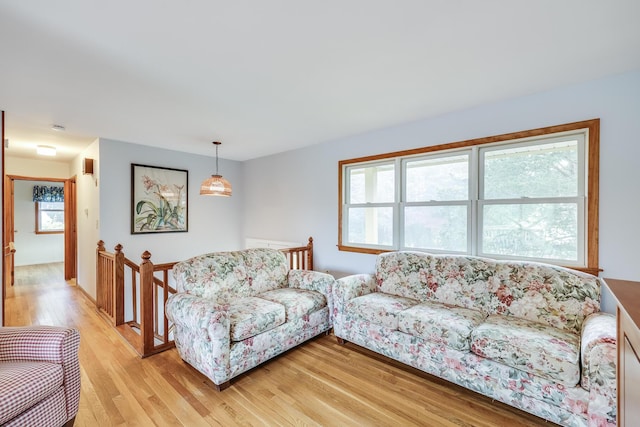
<box><xmin>338</xmin><ymin>119</ymin><xmax>599</xmax><ymax>274</ymax></box>
<box><xmin>404</xmin><ymin>153</ymin><xmax>470</xmax><ymax>253</ymax></box>
<box><xmin>480</xmin><ymin>137</ymin><xmax>583</xmax><ymax>264</ymax></box>
<box><xmin>36</xmin><ymin>201</ymin><xmax>65</xmax><ymax>234</ymax></box>
<box><xmin>345</xmin><ymin>162</ymin><xmax>396</xmax><ymax>249</ymax></box>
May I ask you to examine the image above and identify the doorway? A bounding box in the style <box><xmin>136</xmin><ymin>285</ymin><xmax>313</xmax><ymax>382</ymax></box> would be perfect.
<box><xmin>4</xmin><ymin>175</ymin><xmax>77</xmax><ymax>296</ymax></box>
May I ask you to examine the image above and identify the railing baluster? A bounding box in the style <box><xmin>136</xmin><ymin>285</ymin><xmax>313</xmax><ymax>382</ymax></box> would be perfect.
<box><xmin>163</xmin><ymin>270</ymin><xmax>170</xmax><ymax>343</ymax></box>
<box><xmin>114</xmin><ymin>244</ymin><xmax>124</xmax><ymax>326</ymax></box>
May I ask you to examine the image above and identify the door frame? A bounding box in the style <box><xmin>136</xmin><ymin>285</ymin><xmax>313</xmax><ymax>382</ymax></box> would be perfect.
<box><xmin>1</xmin><ymin>110</ymin><xmax>4</xmax><ymax>325</ymax></box>
<box><xmin>4</xmin><ymin>175</ymin><xmax>78</xmax><ymax>284</ymax></box>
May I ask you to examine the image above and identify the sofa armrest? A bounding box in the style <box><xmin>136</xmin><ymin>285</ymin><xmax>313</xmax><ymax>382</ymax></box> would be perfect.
<box><xmin>0</xmin><ymin>326</ymin><xmax>81</xmax><ymax>418</ymax></box>
<box><xmin>581</xmin><ymin>312</ymin><xmax>617</xmax><ymax>390</ymax></box>
<box><xmin>580</xmin><ymin>312</ymin><xmax>617</xmax><ymax>425</ymax></box>
<box><xmin>333</xmin><ymin>274</ymin><xmax>376</xmax><ymax>314</ymax></box>
<box><xmin>287</xmin><ymin>270</ymin><xmax>336</xmax><ymax>318</ymax></box>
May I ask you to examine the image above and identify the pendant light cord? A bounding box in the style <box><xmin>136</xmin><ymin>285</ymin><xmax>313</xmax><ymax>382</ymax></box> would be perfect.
<box><xmin>215</xmin><ymin>143</ymin><xmax>219</xmax><ymax>175</ymax></box>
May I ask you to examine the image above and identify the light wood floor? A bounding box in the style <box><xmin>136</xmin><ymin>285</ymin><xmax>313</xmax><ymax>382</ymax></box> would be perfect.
<box><xmin>5</xmin><ymin>264</ymin><xmax>550</xmax><ymax>426</ymax></box>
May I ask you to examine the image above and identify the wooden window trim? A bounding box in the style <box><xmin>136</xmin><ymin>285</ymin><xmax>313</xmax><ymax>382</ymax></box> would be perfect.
<box><xmin>338</xmin><ymin>119</ymin><xmax>600</xmax><ymax>275</ymax></box>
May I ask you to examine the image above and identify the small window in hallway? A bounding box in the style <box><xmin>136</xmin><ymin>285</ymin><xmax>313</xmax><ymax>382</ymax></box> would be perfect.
<box><xmin>35</xmin><ymin>201</ymin><xmax>64</xmax><ymax>234</ymax></box>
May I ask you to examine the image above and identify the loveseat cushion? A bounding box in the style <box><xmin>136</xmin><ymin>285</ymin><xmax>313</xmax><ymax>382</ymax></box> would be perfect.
<box><xmin>173</xmin><ymin>248</ymin><xmax>289</xmax><ymax>300</ymax></box>
<box><xmin>346</xmin><ymin>292</ymin><xmax>419</xmax><ymax>330</ymax></box>
<box><xmin>0</xmin><ymin>361</ymin><xmax>63</xmax><ymax>424</ymax></box>
<box><xmin>259</xmin><ymin>288</ymin><xmax>326</xmax><ymax>321</ymax></box>
<box><xmin>470</xmin><ymin>315</ymin><xmax>581</xmax><ymax>386</ymax></box>
<box><xmin>228</xmin><ymin>297</ymin><xmax>286</xmax><ymax>341</ymax></box>
<box><xmin>398</xmin><ymin>301</ymin><xmax>487</xmax><ymax>351</ymax></box>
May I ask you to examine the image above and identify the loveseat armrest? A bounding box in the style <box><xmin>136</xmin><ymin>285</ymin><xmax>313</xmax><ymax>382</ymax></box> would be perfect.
<box><xmin>580</xmin><ymin>312</ymin><xmax>617</xmax><ymax>425</ymax></box>
<box><xmin>166</xmin><ymin>293</ymin><xmax>230</xmax><ymax>340</ymax></box>
<box><xmin>288</xmin><ymin>270</ymin><xmax>336</xmax><ymax>319</ymax></box>
<box><xmin>0</xmin><ymin>326</ymin><xmax>81</xmax><ymax>419</ymax></box>
<box><xmin>333</xmin><ymin>274</ymin><xmax>377</xmax><ymax>314</ymax></box>
<box><xmin>166</xmin><ymin>293</ymin><xmax>232</xmax><ymax>380</ymax></box>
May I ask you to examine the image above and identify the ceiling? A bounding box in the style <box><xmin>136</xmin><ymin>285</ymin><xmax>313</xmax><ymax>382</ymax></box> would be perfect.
<box><xmin>1</xmin><ymin>1</ymin><xmax>639</xmax><ymax>162</ymax></box>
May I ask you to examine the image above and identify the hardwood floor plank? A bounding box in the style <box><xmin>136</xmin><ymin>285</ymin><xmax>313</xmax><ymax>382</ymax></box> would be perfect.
<box><xmin>5</xmin><ymin>263</ymin><xmax>551</xmax><ymax>426</ymax></box>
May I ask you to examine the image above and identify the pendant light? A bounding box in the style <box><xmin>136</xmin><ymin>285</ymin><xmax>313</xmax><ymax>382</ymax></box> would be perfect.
<box><xmin>200</xmin><ymin>141</ymin><xmax>232</xmax><ymax>197</ymax></box>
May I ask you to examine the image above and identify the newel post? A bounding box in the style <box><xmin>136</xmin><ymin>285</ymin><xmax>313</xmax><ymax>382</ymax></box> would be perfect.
<box><xmin>307</xmin><ymin>237</ymin><xmax>314</xmax><ymax>271</ymax></box>
<box><xmin>139</xmin><ymin>250</ymin><xmax>155</xmax><ymax>356</ymax></box>
<box><xmin>114</xmin><ymin>244</ymin><xmax>125</xmax><ymax>326</ymax></box>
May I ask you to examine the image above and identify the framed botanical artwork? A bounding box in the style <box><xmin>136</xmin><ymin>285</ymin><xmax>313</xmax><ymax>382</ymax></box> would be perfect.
<box><xmin>131</xmin><ymin>164</ymin><xmax>188</xmax><ymax>234</ymax></box>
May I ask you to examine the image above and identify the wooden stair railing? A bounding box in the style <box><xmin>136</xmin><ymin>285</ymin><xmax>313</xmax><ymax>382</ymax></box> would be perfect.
<box><xmin>96</xmin><ymin>241</ymin><xmax>176</xmax><ymax>358</ymax></box>
<box><xmin>96</xmin><ymin>237</ymin><xmax>315</xmax><ymax>358</ymax></box>
<box><xmin>280</xmin><ymin>237</ymin><xmax>313</xmax><ymax>270</ymax></box>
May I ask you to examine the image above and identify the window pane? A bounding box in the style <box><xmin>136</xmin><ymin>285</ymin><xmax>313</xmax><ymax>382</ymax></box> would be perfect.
<box><xmin>39</xmin><ymin>201</ymin><xmax>64</xmax><ymax>211</ymax></box>
<box><xmin>348</xmin><ymin>207</ymin><xmax>393</xmax><ymax>246</ymax></box>
<box><xmin>406</xmin><ymin>154</ymin><xmax>469</xmax><ymax>201</ymax></box>
<box><xmin>404</xmin><ymin>205</ymin><xmax>467</xmax><ymax>252</ymax></box>
<box><xmin>39</xmin><ymin>210</ymin><xmax>65</xmax><ymax>231</ymax></box>
<box><xmin>482</xmin><ymin>203</ymin><xmax>578</xmax><ymax>261</ymax></box>
<box><xmin>483</xmin><ymin>140</ymin><xmax>578</xmax><ymax>199</ymax></box>
<box><xmin>349</xmin><ymin>164</ymin><xmax>394</xmax><ymax>203</ymax></box>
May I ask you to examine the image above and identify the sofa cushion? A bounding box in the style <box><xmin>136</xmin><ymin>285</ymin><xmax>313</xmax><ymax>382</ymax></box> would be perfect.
<box><xmin>0</xmin><ymin>361</ymin><xmax>63</xmax><ymax>424</ymax></box>
<box><xmin>228</xmin><ymin>297</ymin><xmax>286</xmax><ymax>341</ymax></box>
<box><xmin>375</xmin><ymin>251</ymin><xmax>492</xmax><ymax>312</ymax></box>
<box><xmin>486</xmin><ymin>262</ymin><xmax>601</xmax><ymax>335</ymax></box>
<box><xmin>346</xmin><ymin>292</ymin><xmax>419</xmax><ymax>330</ymax></box>
<box><xmin>470</xmin><ymin>315</ymin><xmax>581</xmax><ymax>386</ymax></box>
<box><xmin>398</xmin><ymin>301</ymin><xmax>487</xmax><ymax>351</ymax></box>
<box><xmin>259</xmin><ymin>288</ymin><xmax>326</xmax><ymax>321</ymax></box>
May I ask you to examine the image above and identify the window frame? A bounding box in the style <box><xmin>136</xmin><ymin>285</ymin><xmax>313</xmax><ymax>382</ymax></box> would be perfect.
<box><xmin>337</xmin><ymin>119</ymin><xmax>600</xmax><ymax>275</ymax></box>
<box><xmin>343</xmin><ymin>159</ymin><xmax>398</xmax><ymax>251</ymax></box>
<box><xmin>35</xmin><ymin>201</ymin><xmax>65</xmax><ymax>234</ymax></box>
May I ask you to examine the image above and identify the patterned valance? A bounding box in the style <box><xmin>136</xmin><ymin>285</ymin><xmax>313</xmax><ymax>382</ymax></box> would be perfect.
<box><xmin>32</xmin><ymin>185</ymin><xmax>64</xmax><ymax>202</ymax></box>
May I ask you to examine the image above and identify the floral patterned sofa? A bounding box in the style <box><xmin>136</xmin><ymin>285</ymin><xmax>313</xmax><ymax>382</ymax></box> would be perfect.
<box><xmin>165</xmin><ymin>247</ymin><xmax>335</xmax><ymax>390</ymax></box>
<box><xmin>333</xmin><ymin>251</ymin><xmax>616</xmax><ymax>427</ymax></box>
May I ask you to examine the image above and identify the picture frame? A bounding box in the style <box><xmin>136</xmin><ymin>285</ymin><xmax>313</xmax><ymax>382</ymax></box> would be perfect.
<box><xmin>131</xmin><ymin>163</ymin><xmax>188</xmax><ymax>234</ymax></box>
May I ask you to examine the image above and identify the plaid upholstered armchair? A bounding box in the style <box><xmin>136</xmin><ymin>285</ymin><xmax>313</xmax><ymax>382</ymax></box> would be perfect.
<box><xmin>0</xmin><ymin>326</ymin><xmax>81</xmax><ymax>427</ymax></box>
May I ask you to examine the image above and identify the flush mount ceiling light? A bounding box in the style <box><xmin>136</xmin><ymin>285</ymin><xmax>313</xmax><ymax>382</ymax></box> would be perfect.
<box><xmin>200</xmin><ymin>141</ymin><xmax>232</xmax><ymax>197</ymax></box>
<box><xmin>36</xmin><ymin>145</ymin><xmax>57</xmax><ymax>156</ymax></box>
<box><xmin>51</xmin><ymin>124</ymin><xmax>66</xmax><ymax>131</ymax></box>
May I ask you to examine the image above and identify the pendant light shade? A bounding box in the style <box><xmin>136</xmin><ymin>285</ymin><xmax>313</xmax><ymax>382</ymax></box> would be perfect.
<box><xmin>200</xmin><ymin>141</ymin><xmax>232</xmax><ymax>196</ymax></box>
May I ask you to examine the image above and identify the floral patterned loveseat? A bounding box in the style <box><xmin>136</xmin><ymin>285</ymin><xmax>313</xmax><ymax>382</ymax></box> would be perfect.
<box><xmin>166</xmin><ymin>248</ymin><xmax>335</xmax><ymax>390</ymax></box>
<box><xmin>333</xmin><ymin>251</ymin><xmax>616</xmax><ymax>426</ymax></box>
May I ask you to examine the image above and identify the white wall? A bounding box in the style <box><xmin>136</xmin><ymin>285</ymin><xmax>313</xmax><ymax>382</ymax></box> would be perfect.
<box><xmin>13</xmin><ymin>180</ymin><xmax>64</xmax><ymax>266</ymax></box>
<box><xmin>73</xmin><ymin>139</ymin><xmax>100</xmax><ymax>297</ymax></box>
<box><xmin>243</xmin><ymin>70</ymin><xmax>640</xmax><ymax>313</ymax></box>
<box><xmin>72</xmin><ymin>138</ymin><xmax>244</xmax><ymax>300</ymax></box>
<box><xmin>5</xmin><ymin>156</ymin><xmax>70</xmax><ymax>178</ymax></box>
